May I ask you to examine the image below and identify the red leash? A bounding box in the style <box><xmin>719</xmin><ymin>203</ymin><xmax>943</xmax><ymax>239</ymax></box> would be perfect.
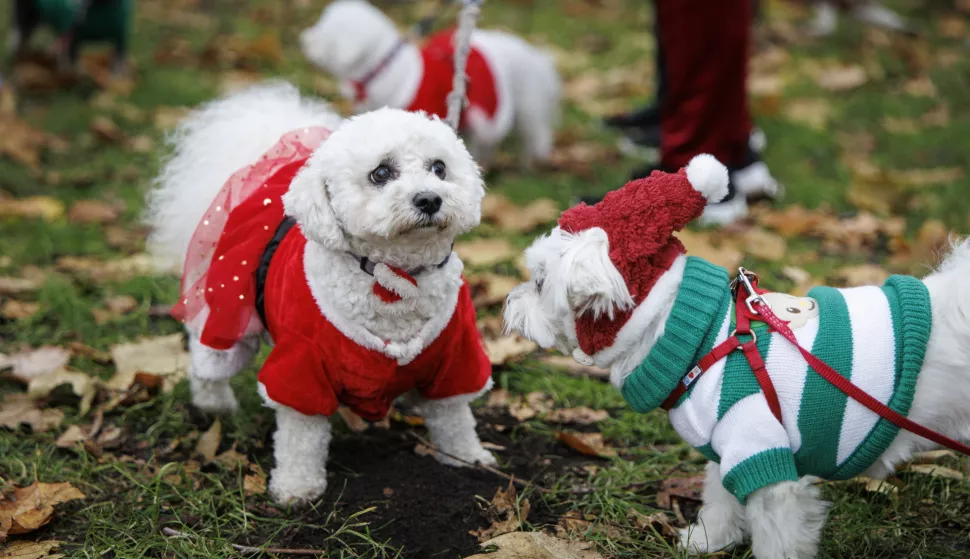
<box><xmin>663</xmin><ymin>268</ymin><xmax>970</xmax><ymax>457</ymax></box>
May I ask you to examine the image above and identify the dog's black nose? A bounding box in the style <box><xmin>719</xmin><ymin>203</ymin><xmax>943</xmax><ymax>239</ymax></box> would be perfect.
<box><xmin>412</xmin><ymin>191</ymin><xmax>443</xmax><ymax>215</ymax></box>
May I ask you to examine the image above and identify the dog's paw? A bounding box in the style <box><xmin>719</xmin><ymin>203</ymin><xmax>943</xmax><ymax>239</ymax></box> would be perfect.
<box><xmin>678</xmin><ymin>525</ymin><xmax>740</xmax><ymax>555</ymax></box>
<box><xmin>190</xmin><ymin>377</ymin><xmax>239</xmax><ymax>415</ymax></box>
<box><xmin>269</xmin><ymin>470</ymin><xmax>327</xmax><ymax>506</ymax></box>
<box><xmin>434</xmin><ymin>445</ymin><xmax>497</xmax><ymax>468</ymax></box>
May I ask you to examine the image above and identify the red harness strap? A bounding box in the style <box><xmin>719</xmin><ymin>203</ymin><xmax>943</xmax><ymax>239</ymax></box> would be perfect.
<box><xmin>663</xmin><ymin>269</ymin><xmax>970</xmax><ymax>457</ymax></box>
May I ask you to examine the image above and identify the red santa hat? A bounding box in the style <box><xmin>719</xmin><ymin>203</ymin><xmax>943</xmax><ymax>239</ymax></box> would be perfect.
<box><xmin>556</xmin><ymin>154</ymin><xmax>729</xmax><ymax>358</ymax></box>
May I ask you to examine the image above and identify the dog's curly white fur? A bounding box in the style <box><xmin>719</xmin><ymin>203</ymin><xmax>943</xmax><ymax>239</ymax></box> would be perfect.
<box><xmin>147</xmin><ymin>82</ymin><xmax>495</xmax><ymax>505</ymax></box>
<box><xmin>507</xmin><ymin>221</ymin><xmax>970</xmax><ymax>557</ymax></box>
<box><xmin>299</xmin><ymin>0</ymin><xmax>561</xmax><ymax>166</ymax></box>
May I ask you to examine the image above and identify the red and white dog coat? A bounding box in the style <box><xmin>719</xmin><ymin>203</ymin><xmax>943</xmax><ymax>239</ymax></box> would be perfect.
<box><xmin>172</xmin><ymin>128</ymin><xmax>493</xmax><ymax>421</ymax></box>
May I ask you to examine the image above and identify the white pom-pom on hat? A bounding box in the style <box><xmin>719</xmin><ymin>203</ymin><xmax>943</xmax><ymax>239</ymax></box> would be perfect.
<box><xmin>685</xmin><ymin>154</ymin><xmax>729</xmax><ymax>203</ymax></box>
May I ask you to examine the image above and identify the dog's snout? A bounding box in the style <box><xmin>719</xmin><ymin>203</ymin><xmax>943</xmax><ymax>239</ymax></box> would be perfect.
<box><xmin>412</xmin><ymin>191</ymin><xmax>443</xmax><ymax>215</ymax></box>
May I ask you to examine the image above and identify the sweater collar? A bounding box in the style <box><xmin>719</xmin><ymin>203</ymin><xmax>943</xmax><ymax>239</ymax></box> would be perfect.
<box><xmin>620</xmin><ymin>257</ymin><xmax>732</xmax><ymax>413</ymax></box>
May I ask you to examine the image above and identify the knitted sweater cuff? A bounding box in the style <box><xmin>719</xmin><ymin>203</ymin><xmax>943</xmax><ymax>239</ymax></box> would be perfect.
<box><xmin>722</xmin><ymin>447</ymin><xmax>799</xmax><ymax>504</ymax></box>
<box><xmin>621</xmin><ymin>258</ymin><xmax>731</xmax><ymax>413</ymax></box>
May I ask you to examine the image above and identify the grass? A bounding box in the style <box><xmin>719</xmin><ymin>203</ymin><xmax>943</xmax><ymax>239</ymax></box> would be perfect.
<box><xmin>2</xmin><ymin>0</ymin><xmax>970</xmax><ymax>557</ymax></box>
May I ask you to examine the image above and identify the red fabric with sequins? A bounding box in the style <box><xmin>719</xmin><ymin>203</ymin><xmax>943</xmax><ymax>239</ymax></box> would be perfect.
<box><xmin>406</xmin><ymin>29</ymin><xmax>499</xmax><ymax>125</ymax></box>
<box><xmin>171</xmin><ymin>127</ymin><xmax>331</xmax><ymax>349</ymax></box>
<box><xmin>557</xmin><ymin>169</ymin><xmax>709</xmax><ymax>356</ymax></box>
<box><xmin>257</xmin><ymin>233</ymin><xmax>492</xmax><ymax>420</ymax></box>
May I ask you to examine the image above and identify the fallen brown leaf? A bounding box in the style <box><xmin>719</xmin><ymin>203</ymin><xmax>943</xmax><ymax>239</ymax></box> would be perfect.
<box><xmin>337</xmin><ymin>406</ymin><xmax>369</xmax><ymax>433</ymax></box>
<box><xmin>779</xmin><ymin>266</ymin><xmax>819</xmax><ymax>297</ymax></box>
<box><xmin>555</xmin><ymin>510</ymin><xmax>591</xmax><ymax>538</ymax></box>
<box><xmin>938</xmin><ymin>14</ymin><xmax>967</xmax><ymax>38</ymax></box>
<box><xmin>0</xmin><ymin>197</ymin><xmax>65</xmax><ymax>222</ymax></box>
<box><xmin>0</xmin><ymin>346</ymin><xmax>71</xmax><ymax>383</ymax></box>
<box><xmin>0</xmin><ymin>482</ymin><xmax>85</xmax><ymax>540</ymax></box>
<box><xmin>628</xmin><ymin>509</ymin><xmax>679</xmax><ymax>539</ymax></box>
<box><xmin>894</xmin><ymin>167</ymin><xmax>963</xmax><ymax>187</ymax></box>
<box><xmin>0</xmin><ymin>539</ymin><xmax>65</xmax><ymax>558</ymax></box>
<box><xmin>743</xmin><ymin>227</ymin><xmax>788</xmax><ymax>260</ymax></box>
<box><xmin>195</xmin><ymin>418</ymin><xmax>222</xmax><ymax>462</ymax></box>
<box><xmin>832</xmin><ymin>264</ymin><xmax>889</xmax><ymax>287</ymax></box>
<box><xmin>0</xmin><ymin>276</ymin><xmax>45</xmax><ymax>295</ymax></box>
<box><xmin>913</xmin><ymin>220</ymin><xmax>949</xmax><ymax>267</ymax></box>
<box><xmin>0</xmin><ymin>113</ymin><xmax>54</xmax><ymax>169</ymax></box>
<box><xmin>89</xmin><ymin>116</ymin><xmax>124</xmax><ymax>144</ymax></box>
<box><xmin>0</xmin><ymin>394</ymin><xmax>65</xmax><ymax>433</ymax></box>
<box><xmin>27</xmin><ymin>369</ymin><xmax>100</xmax><ymax>415</ymax></box>
<box><xmin>853</xmin><ymin>476</ymin><xmax>899</xmax><ymax>495</ymax></box>
<box><xmin>154</xmin><ymin>106</ymin><xmax>189</xmax><ymax>130</ymax></box>
<box><xmin>55</xmin><ymin>253</ymin><xmax>155</xmax><ymax>282</ymax></box>
<box><xmin>455</xmin><ymin>238</ymin><xmax>518</xmax><ymax>268</ymax></box>
<box><xmin>470</xmin><ymin>481</ymin><xmax>530</xmax><ymax>542</ymax></box>
<box><xmin>482</xmin><ymin>194</ymin><xmax>560</xmax><ymax>233</ymax></box>
<box><xmin>913</xmin><ymin>449</ymin><xmax>958</xmax><ymax>463</ymax></box>
<box><xmin>466</xmin><ymin>531</ymin><xmax>605</xmax><ymax>559</ymax></box>
<box><xmin>756</xmin><ymin>204</ymin><xmax>828</xmax><ymax>238</ymax></box>
<box><xmin>537</xmin><ymin>354</ymin><xmax>610</xmax><ymax>380</ymax></box>
<box><xmin>544</xmin><ymin>407</ymin><xmax>609</xmax><ymax>425</ymax></box>
<box><xmin>907</xmin><ymin>464</ymin><xmax>964</xmax><ymax>480</ymax></box>
<box><xmin>468</xmin><ymin>273</ymin><xmax>520</xmax><ymax>308</ymax></box>
<box><xmin>127</xmin><ymin>134</ymin><xmax>156</xmax><ymax>154</ymax></box>
<box><xmin>1</xmin><ymin>300</ymin><xmax>40</xmax><ymax>320</ymax></box>
<box><xmin>108</xmin><ymin>334</ymin><xmax>189</xmax><ymax>393</ymax></box>
<box><xmin>508</xmin><ymin>392</ymin><xmax>553</xmax><ymax>421</ymax></box>
<box><xmin>676</xmin><ymin>230</ymin><xmax>743</xmax><ymax>271</ymax></box>
<box><xmin>244</xmin><ymin>470</ymin><xmax>267</xmax><ymax>496</ymax></box>
<box><xmin>657</xmin><ymin>474</ymin><xmax>705</xmax><ymax>509</ymax></box>
<box><xmin>68</xmin><ymin>200</ymin><xmax>121</xmax><ymax>225</ymax></box>
<box><xmin>783</xmin><ymin>98</ymin><xmax>831</xmax><ymax>130</ymax></box>
<box><xmin>556</xmin><ymin>431</ymin><xmax>617</xmax><ymax>458</ymax></box>
<box><xmin>484</xmin><ymin>335</ymin><xmax>537</xmax><ymax>365</ymax></box>
<box><xmin>813</xmin><ymin>63</ymin><xmax>868</xmax><ymax>91</ymax></box>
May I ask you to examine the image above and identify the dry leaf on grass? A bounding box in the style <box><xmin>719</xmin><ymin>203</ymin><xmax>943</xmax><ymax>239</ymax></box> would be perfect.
<box><xmin>813</xmin><ymin>64</ymin><xmax>868</xmax><ymax>91</ymax></box>
<box><xmin>67</xmin><ymin>200</ymin><xmax>121</xmax><ymax>225</ymax></box>
<box><xmin>537</xmin><ymin>354</ymin><xmax>610</xmax><ymax>380</ymax></box>
<box><xmin>244</xmin><ymin>470</ymin><xmax>267</xmax><ymax>496</ymax></box>
<box><xmin>195</xmin><ymin>418</ymin><xmax>222</xmax><ymax>462</ymax></box>
<box><xmin>0</xmin><ymin>482</ymin><xmax>85</xmax><ymax>541</ymax></box>
<box><xmin>937</xmin><ymin>14</ymin><xmax>967</xmax><ymax>38</ymax></box>
<box><xmin>743</xmin><ymin>228</ymin><xmax>787</xmax><ymax>261</ymax></box>
<box><xmin>543</xmin><ymin>407</ymin><xmax>609</xmax><ymax>425</ymax></box>
<box><xmin>55</xmin><ymin>253</ymin><xmax>155</xmax><ymax>282</ymax></box>
<box><xmin>485</xmin><ymin>335</ymin><xmax>537</xmax><ymax>365</ymax></box>
<box><xmin>108</xmin><ymin>334</ymin><xmax>189</xmax><ymax>393</ymax></box>
<box><xmin>481</xmin><ymin>194</ymin><xmax>560</xmax><ymax>233</ymax></box>
<box><xmin>508</xmin><ymin>392</ymin><xmax>553</xmax><ymax>421</ymax></box>
<box><xmin>468</xmin><ymin>274</ymin><xmax>520</xmax><ymax>307</ymax></box>
<box><xmin>0</xmin><ymin>115</ymin><xmax>55</xmax><ymax>170</ymax></box>
<box><xmin>783</xmin><ymin>98</ymin><xmax>831</xmax><ymax>130</ymax></box>
<box><xmin>832</xmin><ymin>264</ymin><xmax>889</xmax><ymax>287</ymax></box>
<box><xmin>127</xmin><ymin>134</ymin><xmax>155</xmax><ymax>154</ymax></box>
<box><xmin>27</xmin><ymin>369</ymin><xmax>100</xmax><ymax>415</ymax></box>
<box><xmin>0</xmin><ymin>197</ymin><xmax>65</xmax><ymax>222</ymax></box>
<box><xmin>657</xmin><ymin>474</ymin><xmax>705</xmax><ymax>509</ymax></box>
<box><xmin>470</xmin><ymin>481</ymin><xmax>531</xmax><ymax>542</ymax></box>
<box><xmin>907</xmin><ymin>464</ymin><xmax>964</xmax><ymax>480</ymax></box>
<box><xmin>779</xmin><ymin>266</ymin><xmax>819</xmax><ymax>297</ymax></box>
<box><xmin>556</xmin><ymin>431</ymin><xmax>617</xmax><ymax>458</ymax></box>
<box><xmin>853</xmin><ymin>476</ymin><xmax>899</xmax><ymax>495</ymax></box>
<box><xmin>89</xmin><ymin>116</ymin><xmax>124</xmax><ymax>144</ymax></box>
<box><xmin>894</xmin><ymin>167</ymin><xmax>963</xmax><ymax>187</ymax></box>
<box><xmin>455</xmin><ymin>239</ymin><xmax>518</xmax><ymax>268</ymax></box>
<box><xmin>337</xmin><ymin>406</ymin><xmax>370</xmax><ymax>433</ymax></box>
<box><xmin>676</xmin><ymin>230</ymin><xmax>743</xmax><ymax>271</ymax></box>
<box><xmin>0</xmin><ymin>394</ymin><xmax>65</xmax><ymax>433</ymax></box>
<box><xmin>0</xmin><ymin>276</ymin><xmax>45</xmax><ymax>295</ymax></box>
<box><xmin>913</xmin><ymin>450</ymin><xmax>958</xmax><ymax>463</ymax></box>
<box><xmin>466</xmin><ymin>531</ymin><xmax>605</xmax><ymax>559</ymax></box>
<box><xmin>628</xmin><ymin>509</ymin><xmax>679</xmax><ymax>539</ymax></box>
<box><xmin>1</xmin><ymin>300</ymin><xmax>40</xmax><ymax>320</ymax></box>
<box><xmin>0</xmin><ymin>346</ymin><xmax>71</xmax><ymax>384</ymax></box>
<box><xmin>756</xmin><ymin>204</ymin><xmax>828</xmax><ymax>238</ymax></box>
<box><xmin>0</xmin><ymin>540</ymin><xmax>65</xmax><ymax>559</ymax></box>
<box><xmin>153</xmin><ymin>106</ymin><xmax>189</xmax><ymax>130</ymax></box>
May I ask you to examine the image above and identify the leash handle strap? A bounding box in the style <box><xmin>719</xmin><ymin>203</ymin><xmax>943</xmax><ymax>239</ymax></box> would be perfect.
<box><xmin>753</xmin><ymin>299</ymin><xmax>970</xmax><ymax>456</ymax></box>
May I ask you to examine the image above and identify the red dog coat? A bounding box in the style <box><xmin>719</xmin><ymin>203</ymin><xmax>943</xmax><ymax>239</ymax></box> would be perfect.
<box><xmin>172</xmin><ymin>128</ymin><xmax>493</xmax><ymax>420</ymax></box>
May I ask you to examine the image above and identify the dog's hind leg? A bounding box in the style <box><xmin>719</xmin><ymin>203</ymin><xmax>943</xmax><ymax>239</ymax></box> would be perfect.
<box><xmin>680</xmin><ymin>461</ymin><xmax>747</xmax><ymax>555</ymax></box>
<box><xmin>188</xmin><ymin>332</ymin><xmax>260</xmax><ymax>414</ymax></box>
<box><xmin>746</xmin><ymin>478</ymin><xmax>829</xmax><ymax>559</ymax></box>
<box><xmin>267</xmin><ymin>404</ymin><xmax>331</xmax><ymax>505</ymax></box>
<box><xmin>416</xmin><ymin>394</ymin><xmax>496</xmax><ymax>467</ymax></box>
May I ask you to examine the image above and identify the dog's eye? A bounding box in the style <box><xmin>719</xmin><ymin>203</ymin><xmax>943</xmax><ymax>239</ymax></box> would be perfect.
<box><xmin>430</xmin><ymin>160</ymin><xmax>446</xmax><ymax>180</ymax></box>
<box><xmin>369</xmin><ymin>164</ymin><xmax>393</xmax><ymax>186</ymax></box>
<box><xmin>786</xmin><ymin>307</ymin><xmax>801</xmax><ymax>314</ymax></box>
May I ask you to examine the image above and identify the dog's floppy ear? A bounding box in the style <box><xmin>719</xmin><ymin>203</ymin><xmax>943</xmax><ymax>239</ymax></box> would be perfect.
<box><xmin>554</xmin><ymin>228</ymin><xmax>633</xmax><ymax>319</ymax></box>
<box><xmin>282</xmin><ymin>162</ymin><xmax>349</xmax><ymax>251</ymax></box>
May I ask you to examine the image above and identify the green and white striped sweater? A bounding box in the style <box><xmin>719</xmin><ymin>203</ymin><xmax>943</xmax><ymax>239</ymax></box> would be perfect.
<box><xmin>621</xmin><ymin>258</ymin><xmax>932</xmax><ymax>503</ymax></box>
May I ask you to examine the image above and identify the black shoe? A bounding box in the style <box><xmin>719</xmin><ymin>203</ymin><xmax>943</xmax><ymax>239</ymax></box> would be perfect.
<box><xmin>604</xmin><ymin>104</ymin><xmax>661</xmax><ymax>131</ymax></box>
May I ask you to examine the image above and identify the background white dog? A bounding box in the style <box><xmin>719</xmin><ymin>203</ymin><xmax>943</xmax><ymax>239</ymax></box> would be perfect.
<box><xmin>504</xmin><ymin>161</ymin><xmax>970</xmax><ymax>559</ymax></box>
<box><xmin>300</xmin><ymin>0</ymin><xmax>561</xmax><ymax>167</ymax></box>
<box><xmin>146</xmin><ymin>82</ymin><xmax>496</xmax><ymax>505</ymax></box>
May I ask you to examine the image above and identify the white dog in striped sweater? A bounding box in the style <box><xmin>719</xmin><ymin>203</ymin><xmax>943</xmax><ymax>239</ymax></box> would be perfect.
<box><xmin>504</xmin><ymin>156</ymin><xmax>970</xmax><ymax>558</ymax></box>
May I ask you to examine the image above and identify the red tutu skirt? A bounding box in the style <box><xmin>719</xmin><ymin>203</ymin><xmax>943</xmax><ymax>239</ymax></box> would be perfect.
<box><xmin>171</xmin><ymin>127</ymin><xmax>332</xmax><ymax>350</ymax></box>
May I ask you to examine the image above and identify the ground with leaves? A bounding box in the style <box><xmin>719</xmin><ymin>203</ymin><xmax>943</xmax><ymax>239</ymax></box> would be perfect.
<box><xmin>2</xmin><ymin>0</ymin><xmax>970</xmax><ymax>557</ymax></box>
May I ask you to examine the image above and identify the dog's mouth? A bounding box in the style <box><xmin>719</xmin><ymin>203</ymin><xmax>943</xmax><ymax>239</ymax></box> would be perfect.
<box><xmin>398</xmin><ymin>216</ymin><xmax>449</xmax><ymax>235</ymax></box>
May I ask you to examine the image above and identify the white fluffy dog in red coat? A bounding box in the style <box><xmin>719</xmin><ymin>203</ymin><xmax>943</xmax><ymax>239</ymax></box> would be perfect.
<box><xmin>146</xmin><ymin>82</ymin><xmax>496</xmax><ymax>505</ymax></box>
<box><xmin>299</xmin><ymin>0</ymin><xmax>561</xmax><ymax>167</ymax></box>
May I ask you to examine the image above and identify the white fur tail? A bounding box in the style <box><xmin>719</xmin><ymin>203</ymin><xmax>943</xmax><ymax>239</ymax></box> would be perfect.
<box><xmin>144</xmin><ymin>82</ymin><xmax>342</xmax><ymax>272</ymax></box>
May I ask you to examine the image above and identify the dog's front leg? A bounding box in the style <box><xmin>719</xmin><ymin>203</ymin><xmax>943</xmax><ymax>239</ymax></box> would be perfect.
<box><xmin>679</xmin><ymin>461</ymin><xmax>746</xmax><ymax>554</ymax></box>
<box><xmin>745</xmin><ymin>478</ymin><xmax>829</xmax><ymax>559</ymax></box>
<box><xmin>269</xmin><ymin>405</ymin><xmax>331</xmax><ymax>505</ymax></box>
<box><xmin>417</xmin><ymin>395</ymin><xmax>496</xmax><ymax>467</ymax></box>
<box><xmin>187</xmin><ymin>333</ymin><xmax>259</xmax><ymax>414</ymax></box>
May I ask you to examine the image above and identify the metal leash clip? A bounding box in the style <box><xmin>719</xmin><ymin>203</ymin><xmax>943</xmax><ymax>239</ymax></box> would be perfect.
<box><xmin>731</xmin><ymin>267</ymin><xmax>770</xmax><ymax>315</ymax></box>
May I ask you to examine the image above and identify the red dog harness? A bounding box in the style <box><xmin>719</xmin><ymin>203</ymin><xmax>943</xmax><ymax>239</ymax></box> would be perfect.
<box><xmin>663</xmin><ymin>268</ymin><xmax>970</xmax><ymax>456</ymax></box>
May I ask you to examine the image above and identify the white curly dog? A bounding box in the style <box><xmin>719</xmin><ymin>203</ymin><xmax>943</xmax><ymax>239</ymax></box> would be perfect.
<box><xmin>300</xmin><ymin>0</ymin><xmax>560</xmax><ymax>167</ymax></box>
<box><xmin>147</xmin><ymin>83</ymin><xmax>496</xmax><ymax>505</ymax></box>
